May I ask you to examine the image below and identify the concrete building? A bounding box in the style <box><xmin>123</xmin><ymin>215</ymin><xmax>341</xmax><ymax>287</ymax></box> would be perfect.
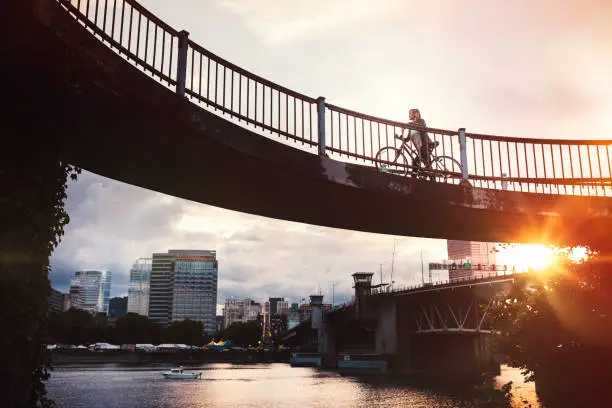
<box><xmin>127</xmin><ymin>258</ymin><xmax>151</xmax><ymax>317</ymax></box>
<box><xmin>69</xmin><ymin>269</ymin><xmax>112</xmax><ymax>314</ymax></box>
<box><xmin>149</xmin><ymin>250</ymin><xmax>218</xmax><ymax>334</ymax></box>
<box><xmin>49</xmin><ymin>288</ymin><xmax>70</xmax><ymax>312</ymax></box>
<box><xmin>222</xmin><ymin>297</ymin><xmax>262</xmax><ymax>329</ymax></box>
<box><xmin>277</xmin><ymin>300</ymin><xmax>290</xmax><ymax>316</ymax></box>
<box><xmin>447</xmin><ymin>240</ymin><xmax>497</xmax><ymax>265</ymax></box>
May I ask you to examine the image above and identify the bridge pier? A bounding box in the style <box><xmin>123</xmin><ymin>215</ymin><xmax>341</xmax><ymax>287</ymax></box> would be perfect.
<box><xmin>310</xmin><ymin>295</ymin><xmax>337</xmax><ymax>368</ymax></box>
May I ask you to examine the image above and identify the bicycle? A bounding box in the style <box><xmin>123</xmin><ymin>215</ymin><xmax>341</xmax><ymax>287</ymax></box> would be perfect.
<box><xmin>374</xmin><ymin>134</ymin><xmax>462</xmax><ymax>181</ymax></box>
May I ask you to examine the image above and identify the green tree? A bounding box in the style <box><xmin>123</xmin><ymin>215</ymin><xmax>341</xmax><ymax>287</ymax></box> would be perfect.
<box><xmin>111</xmin><ymin>313</ymin><xmax>159</xmax><ymax>344</ymax></box>
<box><xmin>0</xmin><ymin>142</ymin><xmax>79</xmax><ymax>407</ymax></box>
<box><xmin>216</xmin><ymin>321</ymin><xmax>262</xmax><ymax>346</ymax></box>
<box><xmin>488</xmin><ymin>250</ymin><xmax>612</xmax><ymax>405</ymax></box>
<box><xmin>165</xmin><ymin>320</ymin><xmax>206</xmax><ymax>345</ymax></box>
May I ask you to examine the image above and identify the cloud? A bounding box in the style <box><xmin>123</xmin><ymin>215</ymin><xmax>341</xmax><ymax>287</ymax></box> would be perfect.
<box><xmin>52</xmin><ymin>0</ymin><xmax>612</xmax><ymax>315</ymax></box>
<box><xmin>215</xmin><ymin>0</ymin><xmax>401</xmax><ymax>46</ymax></box>
<box><xmin>51</xmin><ymin>171</ymin><xmax>446</xmax><ymax>314</ymax></box>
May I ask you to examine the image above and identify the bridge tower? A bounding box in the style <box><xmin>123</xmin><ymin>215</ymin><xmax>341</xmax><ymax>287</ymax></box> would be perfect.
<box><xmin>352</xmin><ymin>273</ymin><xmax>373</xmax><ymax>320</ymax></box>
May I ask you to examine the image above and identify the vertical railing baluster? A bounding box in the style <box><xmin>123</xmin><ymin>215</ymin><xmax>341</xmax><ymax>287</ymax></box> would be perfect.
<box><xmin>102</xmin><ymin>0</ymin><xmax>108</xmax><ymax>32</ymax></box>
<box><xmin>135</xmin><ymin>12</ymin><xmax>141</xmax><ymax>60</ymax></box>
<box><xmin>144</xmin><ymin>18</ymin><xmax>149</xmax><ymax>67</ymax></box>
<box><xmin>214</xmin><ymin>62</ymin><xmax>219</xmax><ymax>109</ymax></box>
<box><xmin>127</xmin><ymin>5</ymin><xmax>133</xmax><ymax>52</ymax></box>
<box><xmin>222</xmin><ymin>66</ymin><xmax>226</xmax><ymax>108</ymax></box>
<box><xmin>189</xmin><ymin>48</ymin><xmax>194</xmax><ymax>93</ymax></box>
<box><xmin>230</xmin><ymin>69</ymin><xmax>234</xmax><ymax>115</ymax></box>
<box><xmin>246</xmin><ymin>77</ymin><xmax>250</xmax><ymax>121</ymax></box>
<box><xmin>119</xmin><ymin>0</ymin><xmax>125</xmax><ymax>46</ymax></box>
<box><xmin>596</xmin><ymin>145</ymin><xmax>604</xmax><ymax>195</ymax></box>
<box><xmin>578</xmin><ymin>145</ymin><xmax>585</xmax><ymax>196</ymax></box>
<box><xmin>111</xmin><ymin>0</ymin><xmax>117</xmax><ymax>40</ymax></box>
<box><xmin>559</xmin><ymin>145</ymin><xmax>567</xmax><ymax>195</ymax></box>
<box><xmin>309</xmin><ymin>101</ymin><xmax>313</xmax><ymax>143</ymax></box>
<box><xmin>268</xmin><ymin>87</ymin><xmax>273</xmax><ymax>132</ymax></box>
<box><xmin>317</xmin><ymin>97</ymin><xmax>326</xmax><ymax>156</ymax></box>
<box><xmin>206</xmin><ymin>57</ymin><xmax>211</xmax><ymax>102</ymax></box>
<box><xmin>198</xmin><ymin>53</ymin><xmax>203</xmax><ymax>99</ymax></box>
<box><xmin>175</xmin><ymin>30</ymin><xmax>189</xmax><ymax>96</ymax></box>
<box><xmin>587</xmin><ymin>145</ymin><xmax>594</xmax><ymax>195</ymax></box>
<box><xmin>169</xmin><ymin>34</ymin><xmax>174</xmax><ymax>80</ymax></box>
<box><xmin>459</xmin><ymin>129</ymin><xmax>468</xmax><ymax>183</ymax></box>
<box><xmin>293</xmin><ymin>97</ymin><xmax>297</xmax><ymax>138</ymax></box>
<box><xmin>238</xmin><ymin>74</ymin><xmax>242</xmax><ymax>122</ymax></box>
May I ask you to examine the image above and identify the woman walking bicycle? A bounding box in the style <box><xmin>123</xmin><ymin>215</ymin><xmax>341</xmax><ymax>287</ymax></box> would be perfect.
<box><xmin>375</xmin><ymin>108</ymin><xmax>461</xmax><ymax>181</ymax></box>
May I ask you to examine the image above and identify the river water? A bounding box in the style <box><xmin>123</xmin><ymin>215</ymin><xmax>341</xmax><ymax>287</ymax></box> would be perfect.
<box><xmin>46</xmin><ymin>363</ymin><xmax>540</xmax><ymax>407</ymax></box>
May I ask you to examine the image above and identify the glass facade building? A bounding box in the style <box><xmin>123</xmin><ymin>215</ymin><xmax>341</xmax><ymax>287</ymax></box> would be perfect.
<box><xmin>149</xmin><ymin>250</ymin><xmax>218</xmax><ymax>334</ymax></box>
<box><xmin>127</xmin><ymin>258</ymin><xmax>152</xmax><ymax>316</ymax></box>
<box><xmin>171</xmin><ymin>253</ymin><xmax>218</xmax><ymax>333</ymax></box>
<box><xmin>69</xmin><ymin>269</ymin><xmax>112</xmax><ymax>314</ymax></box>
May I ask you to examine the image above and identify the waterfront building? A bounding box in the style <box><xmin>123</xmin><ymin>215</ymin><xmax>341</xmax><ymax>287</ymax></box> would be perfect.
<box><xmin>222</xmin><ymin>297</ymin><xmax>262</xmax><ymax>329</ymax></box>
<box><xmin>127</xmin><ymin>258</ymin><xmax>152</xmax><ymax>316</ymax></box>
<box><xmin>149</xmin><ymin>250</ymin><xmax>218</xmax><ymax>334</ymax></box>
<box><xmin>69</xmin><ymin>269</ymin><xmax>112</xmax><ymax>314</ymax></box>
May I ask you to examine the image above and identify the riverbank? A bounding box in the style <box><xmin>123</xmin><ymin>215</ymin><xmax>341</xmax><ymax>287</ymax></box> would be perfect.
<box><xmin>50</xmin><ymin>351</ymin><xmax>290</xmax><ymax>365</ymax></box>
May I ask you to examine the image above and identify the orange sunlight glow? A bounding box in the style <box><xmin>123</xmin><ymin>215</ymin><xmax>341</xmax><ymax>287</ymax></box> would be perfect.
<box><xmin>495</xmin><ymin>244</ymin><xmax>590</xmax><ymax>273</ymax></box>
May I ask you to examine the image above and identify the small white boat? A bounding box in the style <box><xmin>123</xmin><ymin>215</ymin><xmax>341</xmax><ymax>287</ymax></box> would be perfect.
<box><xmin>162</xmin><ymin>367</ymin><xmax>202</xmax><ymax>380</ymax></box>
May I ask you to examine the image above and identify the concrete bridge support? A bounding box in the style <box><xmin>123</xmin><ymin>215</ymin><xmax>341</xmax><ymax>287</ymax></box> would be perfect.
<box><xmin>310</xmin><ymin>295</ymin><xmax>337</xmax><ymax>367</ymax></box>
<box><xmin>375</xmin><ymin>302</ymin><xmax>397</xmax><ymax>355</ymax></box>
<box><xmin>369</xmin><ymin>292</ymin><xmax>500</xmax><ymax>378</ymax></box>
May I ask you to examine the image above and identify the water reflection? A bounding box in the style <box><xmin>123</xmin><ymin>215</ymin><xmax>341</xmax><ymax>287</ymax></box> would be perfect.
<box><xmin>46</xmin><ymin>363</ymin><xmax>539</xmax><ymax>408</ymax></box>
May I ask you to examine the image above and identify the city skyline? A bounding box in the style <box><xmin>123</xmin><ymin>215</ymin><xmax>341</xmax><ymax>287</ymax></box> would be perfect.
<box><xmin>48</xmin><ymin>0</ymin><xmax>612</xmax><ymax>314</ymax></box>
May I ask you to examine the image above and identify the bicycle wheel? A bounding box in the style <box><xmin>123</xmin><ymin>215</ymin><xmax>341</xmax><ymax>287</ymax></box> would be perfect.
<box><xmin>432</xmin><ymin>156</ymin><xmax>462</xmax><ymax>182</ymax></box>
<box><xmin>375</xmin><ymin>147</ymin><xmax>411</xmax><ymax>177</ymax></box>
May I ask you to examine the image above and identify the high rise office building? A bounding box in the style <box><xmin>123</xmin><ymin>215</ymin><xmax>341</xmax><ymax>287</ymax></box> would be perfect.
<box><xmin>127</xmin><ymin>258</ymin><xmax>152</xmax><ymax>316</ymax></box>
<box><xmin>69</xmin><ymin>269</ymin><xmax>112</xmax><ymax>314</ymax></box>
<box><xmin>149</xmin><ymin>250</ymin><xmax>218</xmax><ymax>333</ymax></box>
<box><xmin>446</xmin><ymin>240</ymin><xmax>497</xmax><ymax>265</ymax></box>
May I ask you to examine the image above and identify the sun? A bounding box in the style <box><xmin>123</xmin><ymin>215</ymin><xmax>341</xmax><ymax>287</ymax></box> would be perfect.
<box><xmin>495</xmin><ymin>244</ymin><xmax>590</xmax><ymax>273</ymax></box>
<box><xmin>496</xmin><ymin>244</ymin><xmax>556</xmax><ymax>272</ymax></box>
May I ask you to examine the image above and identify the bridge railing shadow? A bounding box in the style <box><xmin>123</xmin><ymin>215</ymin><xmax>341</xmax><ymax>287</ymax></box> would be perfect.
<box><xmin>56</xmin><ymin>0</ymin><xmax>612</xmax><ymax>197</ymax></box>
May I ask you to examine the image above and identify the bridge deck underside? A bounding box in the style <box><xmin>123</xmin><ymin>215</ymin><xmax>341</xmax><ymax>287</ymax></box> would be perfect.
<box><xmin>4</xmin><ymin>0</ymin><xmax>612</xmax><ymax>247</ymax></box>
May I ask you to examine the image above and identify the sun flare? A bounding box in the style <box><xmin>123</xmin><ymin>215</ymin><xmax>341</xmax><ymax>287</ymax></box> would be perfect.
<box><xmin>495</xmin><ymin>244</ymin><xmax>589</xmax><ymax>273</ymax></box>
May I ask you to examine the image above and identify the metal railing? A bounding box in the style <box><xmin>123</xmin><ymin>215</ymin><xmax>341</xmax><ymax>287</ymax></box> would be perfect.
<box><xmin>57</xmin><ymin>0</ymin><xmax>612</xmax><ymax>197</ymax></box>
<box><xmin>370</xmin><ymin>269</ymin><xmax>521</xmax><ymax>296</ymax></box>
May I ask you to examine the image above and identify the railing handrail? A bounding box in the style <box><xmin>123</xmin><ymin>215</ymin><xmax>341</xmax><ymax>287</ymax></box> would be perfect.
<box><xmin>467</xmin><ymin>131</ymin><xmax>612</xmax><ymax>146</ymax></box>
<box><xmin>56</xmin><ymin>0</ymin><xmax>612</xmax><ymax>197</ymax></box>
<box><xmin>122</xmin><ymin>0</ymin><xmax>179</xmax><ymax>36</ymax></box>
<box><xmin>187</xmin><ymin>40</ymin><xmax>317</xmax><ymax>105</ymax></box>
<box><xmin>325</xmin><ymin>102</ymin><xmax>460</xmax><ymax>137</ymax></box>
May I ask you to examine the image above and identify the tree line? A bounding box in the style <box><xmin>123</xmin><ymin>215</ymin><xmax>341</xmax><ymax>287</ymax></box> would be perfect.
<box><xmin>488</xmin><ymin>249</ymin><xmax>612</xmax><ymax>406</ymax></box>
<box><xmin>48</xmin><ymin>310</ymin><xmax>264</xmax><ymax>347</ymax></box>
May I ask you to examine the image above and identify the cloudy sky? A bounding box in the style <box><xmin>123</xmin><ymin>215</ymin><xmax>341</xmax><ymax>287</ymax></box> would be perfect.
<box><xmin>50</xmin><ymin>0</ymin><xmax>612</xmax><ymax>313</ymax></box>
